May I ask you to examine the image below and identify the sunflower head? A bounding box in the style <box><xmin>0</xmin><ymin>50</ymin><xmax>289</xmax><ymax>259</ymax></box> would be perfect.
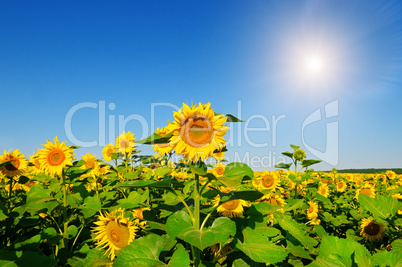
<box><xmin>102</xmin><ymin>144</ymin><xmax>116</xmax><ymax>162</ymax></box>
<box><xmin>317</xmin><ymin>183</ymin><xmax>330</xmax><ymax>198</ymax></box>
<box><xmin>0</xmin><ymin>149</ymin><xmax>29</xmax><ymax>177</ymax></box>
<box><xmin>92</xmin><ymin>208</ymin><xmax>142</xmax><ymax>260</ymax></box>
<box><xmin>37</xmin><ymin>137</ymin><xmax>75</xmax><ymax>176</ymax></box>
<box><xmin>115</xmin><ymin>131</ymin><xmax>136</xmax><ymax>155</ymax></box>
<box><xmin>293</xmin><ymin>149</ymin><xmax>306</xmax><ymax>161</ymax></box>
<box><xmin>80</xmin><ymin>153</ymin><xmax>100</xmax><ymax>178</ymax></box>
<box><xmin>217</xmin><ymin>199</ymin><xmax>250</xmax><ymax>217</ymax></box>
<box><xmin>152</xmin><ymin>127</ymin><xmax>174</xmax><ymax>156</ymax></box>
<box><xmin>213</xmin><ymin>162</ymin><xmax>226</xmax><ymax>177</ymax></box>
<box><xmin>257</xmin><ymin>171</ymin><xmax>280</xmax><ymax>191</ymax></box>
<box><xmin>355</xmin><ymin>186</ymin><xmax>376</xmax><ymax>199</ymax></box>
<box><xmin>336</xmin><ymin>181</ymin><xmax>347</xmax><ymax>192</ymax></box>
<box><xmin>360</xmin><ymin>218</ymin><xmax>385</xmax><ymax>242</ymax></box>
<box><xmin>166</xmin><ymin>103</ymin><xmax>229</xmax><ymax>162</ymax></box>
<box><xmin>213</xmin><ymin>151</ymin><xmax>225</xmax><ymax>161</ymax></box>
<box><xmin>306</xmin><ymin>201</ymin><xmax>319</xmax><ymax>219</ymax></box>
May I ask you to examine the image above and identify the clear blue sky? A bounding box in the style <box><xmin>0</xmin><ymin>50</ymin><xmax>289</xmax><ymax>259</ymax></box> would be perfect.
<box><xmin>1</xmin><ymin>0</ymin><xmax>401</xmax><ymax>171</ymax></box>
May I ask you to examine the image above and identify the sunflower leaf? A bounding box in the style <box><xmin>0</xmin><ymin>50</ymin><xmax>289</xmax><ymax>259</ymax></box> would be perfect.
<box><xmin>114</xmin><ymin>234</ymin><xmax>176</xmax><ymax>266</ymax></box>
<box><xmin>235</xmin><ymin>227</ymin><xmax>288</xmax><ymax>264</ymax></box>
<box><xmin>358</xmin><ymin>194</ymin><xmax>401</xmax><ymax>219</ymax></box>
<box><xmin>226</xmin><ymin>114</ymin><xmax>244</xmax><ymax>122</ymax></box>
<box><xmin>166</xmin><ymin>210</ymin><xmax>236</xmax><ymax>251</ymax></box>
<box><xmin>373</xmin><ymin>250</ymin><xmax>402</xmax><ymax>267</ymax></box>
<box><xmin>137</xmin><ymin>133</ymin><xmax>172</xmax><ymax>145</ymax></box>
<box><xmin>216</xmin><ymin>162</ymin><xmax>253</xmax><ymax>189</ymax></box>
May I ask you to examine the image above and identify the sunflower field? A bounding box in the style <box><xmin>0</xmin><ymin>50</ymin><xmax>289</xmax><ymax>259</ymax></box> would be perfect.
<box><xmin>0</xmin><ymin>103</ymin><xmax>401</xmax><ymax>267</ymax></box>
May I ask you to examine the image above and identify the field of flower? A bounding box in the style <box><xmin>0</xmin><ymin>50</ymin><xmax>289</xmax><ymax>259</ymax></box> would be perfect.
<box><xmin>0</xmin><ymin>103</ymin><xmax>401</xmax><ymax>267</ymax></box>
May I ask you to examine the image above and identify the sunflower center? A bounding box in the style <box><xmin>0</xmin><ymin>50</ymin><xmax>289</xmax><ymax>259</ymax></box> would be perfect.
<box><xmin>47</xmin><ymin>149</ymin><xmax>66</xmax><ymax>166</ymax></box>
<box><xmin>364</xmin><ymin>222</ymin><xmax>380</xmax><ymax>236</ymax></box>
<box><xmin>261</xmin><ymin>175</ymin><xmax>275</xmax><ymax>188</ymax></box>
<box><xmin>106</xmin><ymin>221</ymin><xmax>130</xmax><ymax>249</ymax></box>
<box><xmin>120</xmin><ymin>140</ymin><xmax>129</xmax><ymax>150</ymax></box>
<box><xmin>34</xmin><ymin>158</ymin><xmax>41</xmax><ymax>169</ymax></box>
<box><xmin>215</xmin><ymin>167</ymin><xmax>224</xmax><ymax>176</ymax></box>
<box><xmin>5</xmin><ymin>158</ymin><xmax>20</xmax><ymax>171</ymax></box>
<box><xmin>222</xmin><ymin>200</ymin><xmax>240</xmax><ymax>211</ymax></box>
<box><xmin>360</xmin><ymin>189</ymin><xmax>372</xmax><ymax>197</ymax></box>
<box><xmin>308</xmin><ymin>205</ymin><xmax>315</xmax><ymax>213</ymax></box>
<box><xmin>85</xmin><ymin>160</ymin><xmax>95</xmax><ymax>169</ymax></box>
<box><xmin>106</xmin><ymin>148</ymin><xmax>114</xmax><ymax>157</ymax></box>
<box><xmin>182</xmin><ymin>116</ymin><xmax>213</xmax><ymax>148</ymax></box>
<box><xmin>320</xmin><ymin>188</ymin><xmax>327</xmax><ymax>195</ymax></box>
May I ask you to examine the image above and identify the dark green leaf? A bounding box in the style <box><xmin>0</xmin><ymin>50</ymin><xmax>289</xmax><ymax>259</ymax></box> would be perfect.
<box><xmin>226</xmin><ymin>114</ymin><xmax>244</xmax><ymax>122</ymax></box>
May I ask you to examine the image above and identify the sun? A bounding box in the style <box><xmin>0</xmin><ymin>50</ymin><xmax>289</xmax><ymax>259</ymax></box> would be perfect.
<box><xmin>304</xmin><ymin>54</ymin><xmax>325</xmax><ymax>75</ymax></box>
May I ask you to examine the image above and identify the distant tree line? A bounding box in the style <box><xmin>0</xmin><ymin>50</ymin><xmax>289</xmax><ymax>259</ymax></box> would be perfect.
<box><xmin>332</xmin><ymin>168</ymin><xmax>402</xmax><ymax>174</ymax></box>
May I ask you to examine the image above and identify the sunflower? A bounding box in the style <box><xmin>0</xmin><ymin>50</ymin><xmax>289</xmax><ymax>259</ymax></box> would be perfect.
<box><xmin>213</xmin><ymin>151</ymin><xmax>225</xmax><ymax>161</ymax></box>
<box><xmin>152</xmin><ymin>127</ymin><xmax>174</xmax><ymax>156</ymax></box>
<box><xmin>102</xmin><ymin>144</ymin><xmax>116</xmax><ymax>162</ymax></box>
<box><xmin>80</xmin><ymin>153</ymin><xmax>100</xmax><ymax>178</ymax></box>
<box><xmin>93</xmin><ymin>208</ymin><xmax>143</xmax><ymax>260</ymax></box>
<box><xmin>360</xmin><ymin>218</ymin><xmax>385</xmax><ymax>242</ymax></box>
<box><xmin>355</xmin><ymin>186</ymin><xmax>376</xmax><ymax>199</ymax></box>
<box><xmin>256</xmin><ymin>194</ymin><xmax>285</xmax><ymax>207</ymax></box>
<box><xmin>29</xmin><ymin>152</ymin><xmax>43</xmax><ymax>175</ymax></box>
<box><xmin>257</xmin><ymin>171</ymin><xmax>280</xmax><ymax>191</ymax></box>
<box><xmin>132</xmin><ymin>207</ymin><xmax>151</xmax><ymax>219</ymax></box>
<box><xmin>213</xmin><ymin>162</ymin><xmax>226</xmax><ymax>177</ymax></box>
<box><xmin>306</xmin><ymin>201</ymin><xmax>319</xmax><ymax>219</ymax></box>
<box><xmin>336</xmin><ymin>181</ymin><xmax>347</xmax><ymax>192</ymax></box>
<box><xmin>317</xmin><ymin>183</ymin><xmax>330</xmax><ymax>198</ymax></box>
<box><xmin>308</xmin><ymin>218</ymin><xmax>321</xmax><ymax>225</ymax></box>
<box><xmin>115</xmin><ymin>131</ymin><xmax>136</xmax><ymax>155</ymax></box>
<box><xmin>37</xmin><ymin>137</ymin><xmax>74</xmax><ymax>176</ymax></box>
<box><xmin>166</xmin><ymin>102</ymin><xmax>228</xmax><ymax>162</ymax></box>
<box><xmin>293</xmin><ymin>149</ymin><xmax>306</xmax><ymax>161</ymax></box>
<box><xmin>217</xmin><ymin>199</ymin><xmax>250</xmax><ymax>217</ymax></box>
<box><xmin>0</xmin><ymin>149</ymin><xmax>29</xmax><ymax>177</ymax></box>
<box><xmin>385</xmin><ymin>170</ymin><xmax>396</xmax><ymax>180</ymax></box>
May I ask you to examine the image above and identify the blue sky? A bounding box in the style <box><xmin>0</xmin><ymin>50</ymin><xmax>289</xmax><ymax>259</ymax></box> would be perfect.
<box><xmin>1</xmin><ymin>0</ymin><xmax>401</xmax><ymax>171</ymax></box>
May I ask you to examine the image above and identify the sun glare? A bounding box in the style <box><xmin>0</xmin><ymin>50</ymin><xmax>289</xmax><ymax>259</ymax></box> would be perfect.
<box><xmin>305</xmin><ymin>55</ymin><xmax>324</xmax><ymax>74</ymax></box>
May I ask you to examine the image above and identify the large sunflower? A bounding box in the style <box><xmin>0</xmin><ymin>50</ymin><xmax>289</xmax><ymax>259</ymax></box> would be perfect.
<box><xmin>166</xmin><ymin>102</ymin><xmax>228</xmax><ymax>162</ymax></box>
<box><xmin>37</xmin><ymin>137</ymin><xmax>74</xmax><ymax>176</ymax></box>
<box><xmin>0</xmin><ymin>149</ymin><xmax>29</xmax><ymax>177</ymax></box>
<box><xmin>217</xmin><ymin>199</ymin><xmax>250</xmax><ymax>217</ymax></box>
<box><xmin>360</xmin><ymin>218</ymin><xmax>385</xmax><ymax>242</ymax></box>
<box><xmin>102</xmin><ymin>143</ymin><xmax>116</xmax><ymax>162</ymax></box>
<box><xmin>355</xmin><ymin>186</ymin><xmax>376</xmax><ymax>199</ymax></box>
<box><xmin>257</xmin><ymin>171</ymin><xmax>280</xmax><ymax>191</ymax></box>
<box><xmin>152</xmin><ymin>127</ymin><xmax>174</xmax><ymax>156</ymax></box>
<box><xmin>115</xmin><ymin>131</ymin><xmax>136</xmax><ymax>155</ymax></box>
<box><xmin>93</xmin><ymin>208</ymin><xmax>142</xmax><ymax>260</ymax></box>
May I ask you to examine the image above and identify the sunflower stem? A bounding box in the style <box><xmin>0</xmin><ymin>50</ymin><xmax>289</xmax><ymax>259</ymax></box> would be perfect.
<box><xmin>193</xmin><ymin>173</ymin><xmax>201</xmax><ymax>267</ymax></box>
<box><xmin>62</xmin><ymin>170</ymin><xmax>69</xmax><ymax>250</ymax></box>
<box><xmin>7</xmin><ymin>176</ymin><xmax>13</xmax><ymax>214</ymax></box>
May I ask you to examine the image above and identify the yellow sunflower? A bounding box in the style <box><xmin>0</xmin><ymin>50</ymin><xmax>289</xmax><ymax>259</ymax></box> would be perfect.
<box><xmin>293</xmin><ymin>149</ymin><xmax>306</xmax><ymax>161</ymax></box>
<box><xmin>317</xmin><ymin>183</ymin><xmax>330</xmax><ymax>198</ymax></box>
<box><xmin>166</xmin><ymin>102</ymin><xmax>228</xmax><ymax>162</ymax></box>
<box><xmin>213</xmin><ymin>162</ymin><xmax>226</xmax><ymax>177</ymax></box>
<box><xmin>355</xmin><ymin>186</ymin><xmax>376</xmax><ymax>199</ymax></box>
<box><xmin>217</xmin><ymin>199</ymin><xmax>250</xmax><ymax>217</ymax></box>
<box><xmin>336</xmin><ymin>181</ymin><xmax>347</xmax><ymax>192</ymax></box>
<box><xmin>308</xmin><ymin>218</ymin><xmax>321</xmax><ymax>225</ymax></box>
<box><xmin>152</xmin><ymin>127</ymin><xmax>174</xmax><ymax>156</ymax></box>
<box><xmin>102</xmin><ymin>144</ymin><xmax>116</xmax><ymax>162</ymax></box>
<box><xmin>306</xmin><ymin>201</ymin><xmax>319</xmax><ymax>219</ymax></box>
<box><xmin>115</xmin><ymin>131</ymin><xmax>136</xmax><ymax>155</ymax></box>
<box><xmin>29</xmin><ymin>152</ymin><xmax>43</xmax><ymax>175</ymax></box>
<box><xmin>80</xmin><ymin>153</ymin><xmax>100</xmax><ymax>178</ymax></box>
<box><xmin>213</xmin><ymin>151</ymin><xmax>225</xmax><ymax>161</ymax></box>
<box><xmin>256</xmin><ymin>194</ymin><xmax>285</xmax><ymax>207</ymax></box>
<box><xmin>0</xmin><ymin>149</ymin><xmax>29</xmax><ymax>177</ymax></box>
<box><xmin>385</xmin><ymin>170</ymin><xmax>396</xmax><ymax>180</ymax></box>
<box><xmin>360</xmin><ymin>218</ymin><xmax>385</xmax><ymax>242</ymax></box>
<box><xmin>132</xmin><ymin>207</ymin><xmax>151</xmax><ymax>219</ymax></box>
<box><xmin>37</xmin><ymin>137</ymin><xmax>74</xmax><ymax>176</ymax></box>
<box><xmin>93</xmin><ymin>208</ymin><xmax>144</xmax><ymax>260</ymax></box>
<box><xmin>257</xmin><ymin>171</ymin><xmax>280</xmax><ymax>191</ymax></box>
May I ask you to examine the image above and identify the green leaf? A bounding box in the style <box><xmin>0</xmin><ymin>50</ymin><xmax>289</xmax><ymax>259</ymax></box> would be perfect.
<box><xmin>232</xmin><ymin>258</ymin><xmax>251</xmax><ymax>267</ymax></box>
<box><xmin>286</xmin><ymin>242</ymin><xmax>313</xmax><ymax>260</ymax></box>
<box><xmin>118</xmin><ymin>191</ymin><xmax>146</xmax><ymax>209</ymax></box>
<box><xmin>80</xmin><ymin>196</ymin><xmax>101</xmax><ymax>218</ymax></box>
<box><xmin>284</xmin><ymin>199</ymin><xmax>304</xmax><ymax>212</ymax></box>
<box><xmin>114</xmin><ymin>234</ymin><xmax>176</xmax><ymax>266</ymax></box>
<box><xmin>372</xmin><ymin>250</ymin><xmax>401</xmax><ymax>267</ymax></box>
<box><xmin>167</xmin><ymin>244</ymin><xmax>191</xmax><ymax>267</ymax></box>
<box><xmin>247</xmin><ymin>202</ymin><xmax>282</xmax><ymax>216</ymax></box>
<box><xmin>41</xmin><ymin>228</ymin><xmax>62</xmax><ymax>245</ymax></box>
<box><xmin>219</xmin><ymin>190</ymin><xmax>263</xmax><ymax>203</ymax></box>
<box><xmin>275</xmin><ymin>214</ymin><xmax>318</xmax><ymax>248</ymax></box>
<box><xmin>25</xmin><ymin>185</ymin><xmax>59</xmax><ymax>214</ymax></box>
<box><xmin>216</xmin><ymin>162</ymin><xmax>253</xmax><ymax>189</ymax></box>
<box><xmin>166</xmin><ymin>211</ymin><xmax>236</xmax><ymax>251</ymax></box>
<box><xmin>116</xmin><ymin>178</ymin><xmax>175</xmax><ymax>192</ymax></box>
<box><xmin>136</xmin><ymin>133</ymin><xmax>172</xmax><ymax>145</ymax></box>
<box><xmin>302</xmin><ymin>159</ymin><xmax>322</xmax><ymax>168</ymax></box>
<box><xmin>275</xmin><ymin>163</ymin><xmax>292</xmax><ymax>170</ymax></box>
<box><xmin>153</xmin><ymin>166</ymin><xmax>172</xmax><ymax>177</ymax></box>
<box><xmin>392</xmin><ymin>239</ymin><xmax>402</xmax><ymax>251</ymax></box>
<box><xmin>0</xmin><ymin>210</ymin><xmax>7</xmax><ymax>220</ymax></box>
<box><xmin>235</xmin><ymin>227</ymin><xmax>288</xmax><ymax>264</ymax></box>
<box><xmin>290</xmin><ymin>144</ymin><xmax>300</xmax><ymax>150</ymax></box>
<box><xmin>315</xmin><ymin>193</ymin><xmax>331</xmax><ymax>204</ymax></box>
<box><xmin>358</xmin><ymin>194</ymin><xmax>401</xmax><ymax>219</ymax></box>
<box><xmin>226</xmin><ymin>114</ymin><xmax>244</xmax><ymax>122</ymax></box>
<box><xmin>189</xmin><ymin>161</ymin><xmax>207</xmax><ymax>176</ymax></box>
<box><xmin>83</xmin><ymin>248</ymin><xmax>112</xmax><ymax>267</ymax></box>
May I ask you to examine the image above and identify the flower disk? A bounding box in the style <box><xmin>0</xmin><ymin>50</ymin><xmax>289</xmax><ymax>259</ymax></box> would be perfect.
<box><xmin>360</xmin><ymin>218</ymin><xmax>385</xmax><ymax>242</ymax></box>
<box><xmin>37</xmin><ymin>137</ymin><xmax>74</xmax><ymax>176</ymax></box>
<box><xmin>0</xmin><ymin>149</ymin><xmax>29</xmax><ymax>177</ymax></box>
<box><xmin>166</xmin><ymin>102</ymin><xmax>228</xmax><ymax>162</ymax></box>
